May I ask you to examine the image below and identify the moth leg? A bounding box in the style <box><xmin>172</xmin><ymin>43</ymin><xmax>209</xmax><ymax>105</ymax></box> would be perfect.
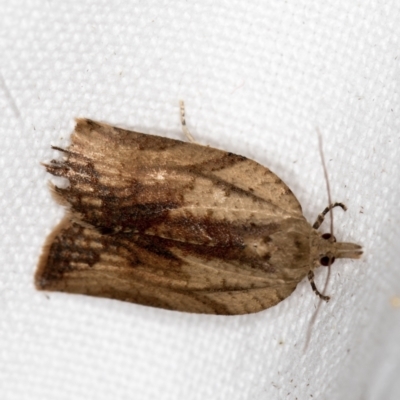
<box><xmin>312</xmin><ymin>202</ymin><xmax>347</xmax><ymax>229</ymax></box>
<box><xmin>308</xmin><ymin>270</ymin><xmax>330</xmax><ymax>302</ymax></box>
<box><xmin>179</xmin><ymin>100</ymin><xmax>196</xmax><ymax>143</ymax></box>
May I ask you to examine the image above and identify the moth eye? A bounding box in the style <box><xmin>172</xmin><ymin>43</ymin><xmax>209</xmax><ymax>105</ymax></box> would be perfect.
<box><xmin>320</xmin><ymin>256</ymin><xmax>335</xmax><ymax>266</ymax></box>
<box><xmin>321</xmin><ymin>233</ymin><xmax>336</xmax><ymax>242</ymax></box>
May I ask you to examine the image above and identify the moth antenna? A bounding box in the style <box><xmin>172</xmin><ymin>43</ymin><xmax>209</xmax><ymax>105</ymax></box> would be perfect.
<box><xmin>303</xmin><ymin>291</ymin><xmax>324</xmax><ymax>352</ymax></box>
<box><xmin>304</xmin><ymin>129</ymin><xmax>334</xmax><ymax>352</ymax></box>
<box><xmin>179</xmin><ymin>100</ymin><xmax>196</xmax><ymax>143</ymax></box>
<box><xmin>304</xmin><ymin>263</ymin><xmax>332</xmax><ymax>352</ymax></box>
<box><xmin>307</xmin><ymin>270</ymin><xmax>330</xmax><ymax>302</ymax></box>
<box><xmin>316</xmin><ymin>128</ymin><xmax>336</xmax><ymax>300</ymax></box>
<box><xmin>317</xmin><ymin>128</ymin><xmax>334</xmax><ymax>239</ymax></box>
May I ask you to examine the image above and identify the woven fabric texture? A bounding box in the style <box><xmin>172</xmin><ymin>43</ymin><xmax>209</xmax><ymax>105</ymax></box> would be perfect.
<box><xmin>1</xmin><ymin>1</ymin><xmax>399</xmax><ymax>399</ymax></box>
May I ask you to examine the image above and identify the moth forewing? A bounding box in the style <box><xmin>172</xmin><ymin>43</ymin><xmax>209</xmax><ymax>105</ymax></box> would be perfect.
<box><xmin>35</xmin><ymin>118</ymin><xmax>362</xmax><ymax>314</ymax></box>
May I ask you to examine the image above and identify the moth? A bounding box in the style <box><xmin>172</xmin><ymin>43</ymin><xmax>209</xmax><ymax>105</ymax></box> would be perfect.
<box><xmin>35</xmin><ymin>104</ymin><xmax>362</xmax><ymax>315</ymax></box>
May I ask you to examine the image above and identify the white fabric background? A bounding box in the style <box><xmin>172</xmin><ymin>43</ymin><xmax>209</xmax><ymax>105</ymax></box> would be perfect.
<box><xmin>1</xmin><ymin>1</ymin><xmax>399</xmax><ymax>399</ymax></box>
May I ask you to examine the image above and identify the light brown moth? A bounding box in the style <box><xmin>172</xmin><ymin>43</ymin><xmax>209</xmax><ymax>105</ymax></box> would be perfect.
<box><xmin>35</xmin><ymin>104</ymin><xmax>362</xmax><ymax>315</ymax></box>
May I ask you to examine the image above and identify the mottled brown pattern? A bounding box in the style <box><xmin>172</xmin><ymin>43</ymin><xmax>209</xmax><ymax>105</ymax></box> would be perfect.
<box><xmin>36</xmin><ymin>119</ymin><xmax>362</xmax><ymax>314</ymax></box>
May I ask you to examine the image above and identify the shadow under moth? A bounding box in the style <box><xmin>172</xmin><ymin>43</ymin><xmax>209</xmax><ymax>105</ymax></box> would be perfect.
<box><xmin>35</xmin><ymin>105</ymin><xmax>362</xmax><ymax>315</ymax></box>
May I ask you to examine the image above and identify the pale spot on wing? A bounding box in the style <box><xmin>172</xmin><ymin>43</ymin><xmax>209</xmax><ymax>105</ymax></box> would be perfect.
<box><xmin>75</xmin><ymin>183</ymin><xmax>96</xmax><ymax>193</ymax></box>
<box><xmin>81</xmin><ymin>197</ymin><xmax>102</xmax><ymax>207</ymax></box>
<box><xmin>101</xmin><ymin>253</ymin><xmax>127</xmax><ymax>264</ymax></box>
<box><xmin>70</xmin><ymin>262</ymin><xmax>91</xmax><ymax>270</ymax></box>
<box><xmin>212</xmin><ymin>187</ymin><xmax>228</xmax><ymax>204</ymax></box>
<box><xmin>145</xmin><ymin>167</ymin><xmax>190</xmax><ymax>185</ymax></box>
<box><xmin>245</xmin><ymin>236</ymin><xmax>278</xmax><ymax>258</ymax></box>
<box><xmin>148</xmin><ymin>168</ymin><xmax>167</xmax><ymax>181</ymax></box>
<box><xmin>75</xmin><ymin>238</ymin><xmax>103</xmax><ymax>250</ymax></box>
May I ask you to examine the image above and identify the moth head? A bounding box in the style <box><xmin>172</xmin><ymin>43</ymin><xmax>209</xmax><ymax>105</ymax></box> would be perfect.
<box><xmin>317</xmin><ymin>232</ymin><xmax>362</xmax><ymax>267</ymax></box>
